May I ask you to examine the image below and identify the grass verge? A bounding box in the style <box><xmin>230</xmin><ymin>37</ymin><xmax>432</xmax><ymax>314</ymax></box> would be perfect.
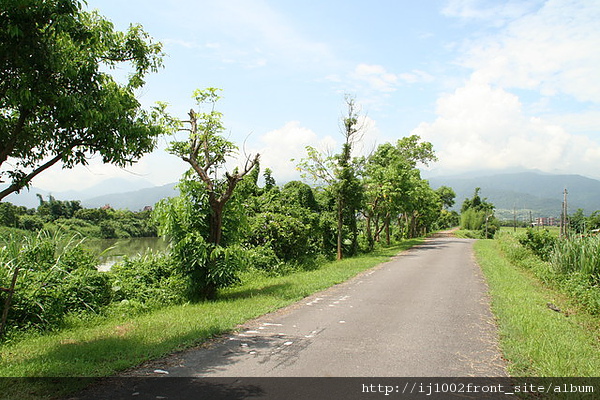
<box><xmin>474</xmin><ymin>239</ymin><xmax>600</xmax><ymax>377</ymax></box>
<box><xmin>0</xmin><ymin>239</ymin><xmax>421</xmax><ymax>399</ymax></box>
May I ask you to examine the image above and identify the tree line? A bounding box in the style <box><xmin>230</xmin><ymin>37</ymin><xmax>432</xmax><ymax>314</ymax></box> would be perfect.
<box><xmin>153</xmin><ymin>89</ymin><xmax>459</xmax><ymax>300</ymax></box>
<box><xmin>0</xmin><ymin>195</ymin><xmax>156</xmax><ymax>239</ymax></box>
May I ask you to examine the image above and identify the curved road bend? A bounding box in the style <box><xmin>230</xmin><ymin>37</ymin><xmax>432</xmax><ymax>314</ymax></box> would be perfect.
<box><xmin>127</xmin><ymin>234</ymin><xmax>506</xmax><ymax>377</ymax></box>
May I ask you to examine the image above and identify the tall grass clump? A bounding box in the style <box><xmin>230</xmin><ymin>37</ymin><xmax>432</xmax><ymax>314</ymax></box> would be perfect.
<box><xmin>551</xmin><ymin>235</ymin><xmax>600</xmax><ymax>279</ymax></box>
<box><xmin>0</xmin><ymin>231</ymin><xmax>188</xmax><ymax>340</ymax></box>
<box><xmin>0</xmin><ymin>231</ymin><xmax>111</xmax><ymax>337</ymax></box>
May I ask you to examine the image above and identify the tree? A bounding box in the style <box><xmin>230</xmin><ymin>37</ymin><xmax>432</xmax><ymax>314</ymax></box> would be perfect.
<box><xmin>436</xmin><ymin>186</ymin><xmax>456</xmax><ymax>210</ymax></box>
<box><xmin>362</xmin><ymin>136</ymin><xmax>438</xmax><ymax>244</ymax></box>
<box><xmin>460</xmin><ymin>188</ymin><xmax>498</xmax><ymax>238</ymax></box>
<box><xmin>167</xmin><ymin>88</ymin><xmax>259</xmax><ymax>247</ymax></box>
<box><xmin>297</xmin><ymin>95</ymin><xmax>363</xmax><ymax>260</ymax></box>
<box><xmin>0</xmin><ymin>0</ymin><xmax>164</xmax><ymax>200</ymax></box>
<box><xmin>156</xmin><ymin>88</ymin><xmax>259</xmax><ymax>300</ymax></box>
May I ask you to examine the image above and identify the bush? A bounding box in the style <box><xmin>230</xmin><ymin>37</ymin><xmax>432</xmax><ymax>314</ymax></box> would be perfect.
<box><xmin>18</xmin><ymin>215</ymin><xmax>44</xmax><ymax>231</ymax></box>
<box><xmin>517</xmin><ymin>229</ymin><xmax>556</xmax><ymax>261</ymax></box>
<box><xmin>246</xmin><ymin>212</ymin><xmax>319</xmax><ymax>263</ymax></box>
<box><xmin>245</xmin><ymin>245</ymin><xmax>284</xmax><ymax>274</ymax></box>
<box><xmin>109</xmin><ymin>251</ymin><xmax>187</xmax><ymax>308</ymax></box>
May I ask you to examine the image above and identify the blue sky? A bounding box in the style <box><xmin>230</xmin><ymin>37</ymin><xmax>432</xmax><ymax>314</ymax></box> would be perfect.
<box><xmin>32</xmin><ymin>0</ymin><xmax>600</xmax><ymax>191</ymax></box>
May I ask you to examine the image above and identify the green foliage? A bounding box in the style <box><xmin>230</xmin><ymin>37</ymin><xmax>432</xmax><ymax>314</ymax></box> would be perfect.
<box><xmin>154</xmin><ymin>177</ymin><xmax>249</xmax><ymax>300</ymax></box>
<box><xmin>108</xmin><ymin>251</ymin><xmax>187</xmax><ymax>311</ymax></box>
<box><xmin>0</xmin><ymin>202</ymin><xmax>20</xmax><ymax>227</ymax></box>
<box><xmin>436</xmin><ymin>186</ymin><xmax>456</xmax><ymax>210</ymax></box>
<box><xmin>18</xmin><ymin>214</ymin><xmax>44</xmax><ymax>231</ymax></box>
<box><xmin>362</xmin><ymin>136</ymin><xmax>440</xmax><ymax>245</ymax></box>
<box><xmin>36</xmin><ymin>195</ymin><xmax>82</xmax><ymax>222</ymax></box>
<box><xmin>460</xmin><ymin>188</ymin><xmax>499</xmax><ymax>238</ymax></box>
<box><xmin>551</xmin><ymin>236</ymin><xmax>600</xmax><ymax>279</ymax></box>
<box><xmin>0</xmin><ymin>232</ymin><xmax>111</xmax><ymax>334</ymax></box>
<box><xmin>517</xmin><ymin>228</ymin><xmax>556</xmax><ymax>261</ymax></box>
<box><xmin>0</xmin><ymin>0</ymin><xmax>165</xmax><ymax>200</ymax></box>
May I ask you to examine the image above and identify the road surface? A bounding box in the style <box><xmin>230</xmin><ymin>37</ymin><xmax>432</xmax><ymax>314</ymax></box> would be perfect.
<box><xmin>72</xmin><ymin>234</ymin><xmax>507</xmax><ymax>399</ymax></box>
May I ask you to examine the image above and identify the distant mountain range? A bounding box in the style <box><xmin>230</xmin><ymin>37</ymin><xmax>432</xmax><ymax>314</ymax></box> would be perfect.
<box><xmin>3</xmin><ymin>170</ymin><xmax>600</xmax><ymax>220</ymax></box>
<box><xmin>427</xmin><ymin>171</ymin><xmax>600</xmax><ymax>220</ymax></box>
<box><xmin>2</xmin><ymin>178</ymin><xmax>178</xmax><ymax>211</ymax></box>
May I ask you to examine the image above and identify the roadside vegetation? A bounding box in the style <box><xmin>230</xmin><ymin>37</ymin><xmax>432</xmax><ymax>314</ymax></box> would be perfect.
<box><xmin>475</xmin><ymin>232</ymin><xmax>600</xmax><ymax>377</ymax></box>
<box><xmin>456</xmin><ymin>187</ymin><xmax>500</xmax><ymax>239</ymax></box>
<box><xmin>0</xmin><ymin>239</ymin><xmax>421</xmax><ymax>399</ymax></box>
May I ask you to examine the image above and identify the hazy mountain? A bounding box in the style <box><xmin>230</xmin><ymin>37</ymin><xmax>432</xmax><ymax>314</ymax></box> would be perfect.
<box><xmin>2</xmin><ymin>178</ymin><xmax>160</xmax><ymax>209</ymax></box>
<box><xmin>428</xmin><ymin>171</ymin><xmax>600</xmax><ymax>219</ymax></box>
<box><xmin>82</xmin><ymin>183</ymin><xmax>178</xmax><ymax>210</ymax></box>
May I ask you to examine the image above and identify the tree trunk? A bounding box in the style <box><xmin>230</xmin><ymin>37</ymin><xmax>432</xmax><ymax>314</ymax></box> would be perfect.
<box><xmin>336</xmin><ymin>198</ymin><xmax>344</xmax><ymax>260</ymax></box>
<box><xmin>410</xmin><ymin>212</ymin><xmax>418</xmax><ymax>238</ymax></box>
<box><xmin>209</xmin><ymin>199</ymin><xmax>224</xmax><ymax>246</ymax></box>
<box><xmin>365</xmin><ymin>215</ymin><xmax>374</xmax><ymax>251</ymax></box>
<box><xmin>385</xmin><ymin>215</ymin><xmax>391</xmax><ymax>245</ymax></box>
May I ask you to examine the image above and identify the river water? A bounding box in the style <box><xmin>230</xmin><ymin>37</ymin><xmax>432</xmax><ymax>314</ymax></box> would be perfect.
<box><xmin>85</xmin><ymin>237</ymin><xmax>169</xmax><ymax>271</ymax></box>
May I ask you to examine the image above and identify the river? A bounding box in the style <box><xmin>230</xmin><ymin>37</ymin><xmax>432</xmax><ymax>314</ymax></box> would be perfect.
<box><xmin>85</xmin><ymin>237</ymin><xmax>169</xmax><ymax>271</ymax></box>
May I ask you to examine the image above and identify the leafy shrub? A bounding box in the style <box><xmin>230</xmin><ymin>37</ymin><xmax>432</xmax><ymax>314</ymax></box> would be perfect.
<box><xmin>18</xmin><ymin>215</ymin><xmax>44</xmax><ymax>231</ymax></box>
<box><xmin>244</xmin><ymin>244</ymin><xmax>282</xmax><ymax>273</ymax></box>
<box><xmin>461</xmin><ymin>209</ymin><xmax>499</xmax><ymax>238</ymax></box>
<box><xmin>246</xmin><ymin>212</ymin><xmax>319</xmax><ymax>262</ymax></box>
<box><xmin>517</xmin><ymin>229</ymin><xmax>556</xmax><ymax>261</ymax></box>
<box><xmin>109</xmin><ymin>250</ymin><xmax>187</xmax><ymax>308</ymax></box>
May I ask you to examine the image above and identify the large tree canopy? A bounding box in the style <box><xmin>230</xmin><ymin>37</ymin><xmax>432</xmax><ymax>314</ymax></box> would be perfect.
<box><xmin>0</xmin><ymin>0</ymin><xmax>165</xmax><ymax>200</ymax></box>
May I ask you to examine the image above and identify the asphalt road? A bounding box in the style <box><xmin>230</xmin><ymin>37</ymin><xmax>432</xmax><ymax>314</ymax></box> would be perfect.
<box><xmin>72</xmin><ymin>234</ymin><xmax>507</xmax><ymax>399</ymax></box>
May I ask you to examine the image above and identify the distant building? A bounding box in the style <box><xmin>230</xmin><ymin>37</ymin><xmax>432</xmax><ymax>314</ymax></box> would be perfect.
<box><xmin>534</xmin><ymin>217</ymin><xmax>557</xmax><ymax>227</ymax></box>
<box><xmin>101</xmin><ymin>204</ymin><xmax>112</xmax><ymax>210</ymax></box>
<box><xmin>143</xmin><ymin>205</ymin><xmax>153</xmax><ymax>212</ymax></box>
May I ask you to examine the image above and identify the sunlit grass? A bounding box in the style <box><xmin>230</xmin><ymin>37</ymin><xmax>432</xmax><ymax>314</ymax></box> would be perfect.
<box><xmin>474</xmin><ymin>239</ymin><xmax>600</xmax><ymax>377</ymax></box>
<box><xmin>0</xmin><ymin>239</ymin><xmax>421</xmax><ymax>399</ymax></box>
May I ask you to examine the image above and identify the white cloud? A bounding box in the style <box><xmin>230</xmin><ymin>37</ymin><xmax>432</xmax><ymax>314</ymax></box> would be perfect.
<box><xmin>419</xmin><ymin>0</ymin><xmax>600</xmax><ymax>179</ymax></box>
<box><xmin>351</xmin><ymin>64</ymin><xmax>399</xmax><ymax>93</ymax></box>
<box><xmin>168</xmin><ymin>0</ymin><xmax>334</xmax><ymax>70</ymax></box>
<box><xmin>443</xmin><ymin>0</ymin><xmax>543</xmax><ymax>26</ymax></box>
<box><xmin>460</xmin><ymin>0</ymin><xmax>600</xmax><ymax>102</ymax></box>
<box><xmin>252</xmin><ymin>121</ymin><xmax>334</xmax><ymax>183</ymax></box>
<box><xmin>252</xmin><ymin>117</ymin><xmax>383</xmax><ymax>184</ymax></box>
<box><xmin>348</xmin><ymin>64</ymin><xmax>435</xmax><ymax>94</ymax></box>
<box><xmin>413</xmin><ymin>80</ymin><xmax>600</xmax><ymax>177</ymax></box>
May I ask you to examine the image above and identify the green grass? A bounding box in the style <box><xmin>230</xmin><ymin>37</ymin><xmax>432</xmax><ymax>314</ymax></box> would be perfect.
<box><xmin>0</xmin><ymin>239</ymin><xmax>421</xmax><ymax>399</ymax></box>
<box><xmin>474</xmin><ymin>239</ymin><xmax>600</xmax><ymax>377</ymax></box>
<box><xmin>453</xmin><ymin>229</ymin><xmax>482</xmax><ymax>239</ymax></box>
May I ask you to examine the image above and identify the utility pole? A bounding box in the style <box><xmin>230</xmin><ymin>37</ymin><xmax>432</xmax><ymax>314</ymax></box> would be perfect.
<box><xmin>513</xmin><ymin>206</ymin><xmax>517</xmax><ymax>232</ymax></box>
<box><xmin>529</xmin><ymin>210</ymin><xmax>533</xmax><ymax>228</ymax></box>
<box><xmin>560</xmin><ymin>188</ymin><xmax>568</xmax><ymax>238</ymax></box>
